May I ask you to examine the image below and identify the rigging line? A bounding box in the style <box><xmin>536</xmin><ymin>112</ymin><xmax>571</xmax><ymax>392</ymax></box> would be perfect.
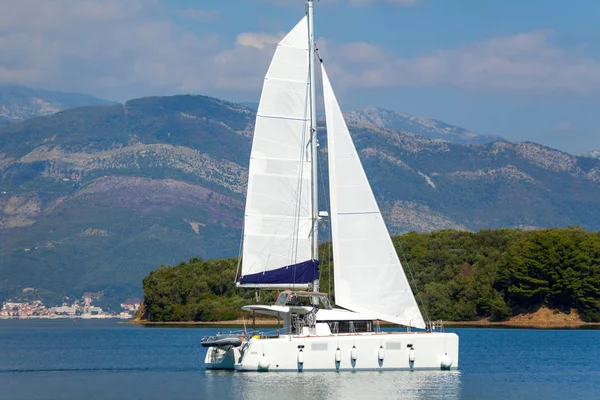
<box><xmin>291</xmin><ymin>78</ymin><xmax>312</xmax><ymax>289</ymax></box>
<box><xmin>296</xmin><ymin>84</ymin><xmax>312</xmax><ymax>255</ymax></box>
<box><xmin>395</xmin><ymin>236</ymin><xmax>431</xmax><ymax>324</ymax></box>
<box><xmin>314</xmin><ymin>59</ymin><xmax>333</xmax><ymax>299</ymax></box>
<box><xmin>363</xmin><ymin>151</ymin><xmax>432</xmax><ymax>324</ymax></box>
<box><xmin>318</xmin><ymin>131</ymin><xmax>333</xmax><ymax>298</ymax></box>
<box><xmin>235</xmin><ymin>224</ymin><xmax>244</xmax><ymax>283</ymax></box>
<box><xmin>292</xmin><ymin>116</ymin><xmax>309</xmax><ymax>289</ymax></box>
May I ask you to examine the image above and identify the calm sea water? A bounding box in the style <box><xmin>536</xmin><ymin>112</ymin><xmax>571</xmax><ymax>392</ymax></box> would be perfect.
<box><xmin>0</xmin><ymin>320</ymin><xmax>599</xmax><ymax>400</ymax></box>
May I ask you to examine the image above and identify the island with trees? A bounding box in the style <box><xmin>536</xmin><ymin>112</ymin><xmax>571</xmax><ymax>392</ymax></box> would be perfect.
<box><xmin>137</xmin><ymin>227</ymin><xmax>600</xmax><ymax>325</ymax></box>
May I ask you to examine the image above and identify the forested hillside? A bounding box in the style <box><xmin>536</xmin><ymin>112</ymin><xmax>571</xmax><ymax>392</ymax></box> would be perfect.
<box><xmin>140</xmin><ymin>227</ymin><xmax>600</xmax><ymax>323</ymax></box>
<box><xmin>5</xmin><ymin>94</ymin><xmax>600</xmax><ymax>304</ymax></box>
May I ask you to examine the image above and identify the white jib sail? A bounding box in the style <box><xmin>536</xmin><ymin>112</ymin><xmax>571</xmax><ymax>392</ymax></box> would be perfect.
<box><xmin>321</xmin><ymin>64</ymin><xmax>426</xmax><ymax>328</ymax></box>
<box><xmin>239</xmin><ymin>17</ymin><xmax>315</xmax><ymax>287</ymax></box>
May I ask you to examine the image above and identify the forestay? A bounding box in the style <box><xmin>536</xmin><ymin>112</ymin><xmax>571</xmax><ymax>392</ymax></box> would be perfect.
<box><xmin>321</xmin><ymin>64</ymin><xmax>425</xmax><ymax>328</ymax></box>
<box><xmin>239</xmin><ymin>17</ymin><xmax>318</xmax><ymax>287</ymax></box>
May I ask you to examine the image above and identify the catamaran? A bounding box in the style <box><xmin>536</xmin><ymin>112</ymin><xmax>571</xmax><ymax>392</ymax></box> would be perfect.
<box><xmin>202</xmin><ymin>0</ymin><xmax>459</xmax><ymax>372</ymax></box>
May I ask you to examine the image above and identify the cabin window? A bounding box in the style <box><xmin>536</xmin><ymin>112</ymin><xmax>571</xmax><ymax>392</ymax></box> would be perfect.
<box><xmin>275</xmin><ymin>293</ymin><xmax>288</xmax><ymax>306</ymax></box>
<box><xmin>353</xmin><ymin>321</ymin><xmax>373</xmax><ymax>333</ymax></box>
<box><xmin>288</xmin><ymin>295</ymin><xmax>315</xmax><ymax>307</ymax></box>
<box><xmin>328</xmin><ymin>322</ymin><xmax>339</xmax><ymax>333</ymax></box>
<box><xmin>327</xmin><ymin>320</ymin><xmax>373</xmax><ymax>333</ymax></box>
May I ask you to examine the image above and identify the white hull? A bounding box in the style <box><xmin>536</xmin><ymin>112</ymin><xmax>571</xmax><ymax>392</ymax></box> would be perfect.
<box><xmin>205</xmin><ymin>346</ymin><xmax>242</xmax><ymax>370</ymax></box>
<box><xmin>205</xmin><ymin>331</ymin><xmax>458</xmax><ymax>372</ymax></box>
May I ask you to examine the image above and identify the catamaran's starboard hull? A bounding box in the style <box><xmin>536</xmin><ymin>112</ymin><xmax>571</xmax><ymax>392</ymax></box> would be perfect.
<box><xmin>206</xmin><ymin>332</ymin><xmax>458</xmax><ymax>372</ymax></box>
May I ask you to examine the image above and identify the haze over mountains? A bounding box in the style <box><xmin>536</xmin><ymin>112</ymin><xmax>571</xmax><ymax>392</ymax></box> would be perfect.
<box><xmin>240</xmin><ymin>102</ymin><xmax>502</xmax><ymax>145</ymax></box>
<box><xmin>345</xmin><ymin>107</ymin><xmax>505</xmax><ymax>145</ymax></box>
<box><xmin>0</xmin><ymin>84</ymin><xmax>115</xmax><ymax>126</ymax></box>
<box><xmin>2</xmin><ymin>91</ymin><xmax>600</xmax><ymax>303</ymax></box>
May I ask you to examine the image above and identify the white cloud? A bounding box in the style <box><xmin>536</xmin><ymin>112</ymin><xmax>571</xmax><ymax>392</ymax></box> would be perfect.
<box><xmin>0</xmin><ymin>0</ymin><xmax>289</xmax><ymax>99</ymax></box>
<box><xmin>1</xmin><ymin>0</ymin><xmax>600</xmax><ymax>102</ymax></box>
<box><xmin>235</xmin><ymin>33</ymin><xmax>281</xmax><ymax>51</ymax></box>
<box><xmin>0</xmin><ymin>0</ymin><xmax>225</xmax><ymax>99</ymax></box>
<box><xmin>211</xmin><ymin>32</ymin><xmax>282</xmax><ymax>91</ymax></box>
<box><xmin>323</xmin><ymin>30</ymin><xmax>600</xmax><ymax>95</ymax></box>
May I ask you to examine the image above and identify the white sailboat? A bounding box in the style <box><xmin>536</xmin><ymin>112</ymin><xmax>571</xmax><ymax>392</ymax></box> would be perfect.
<box><xmin>203</xmin><ymin>0</ymin><xmax>459</xmax><ymax>372</ymax></box>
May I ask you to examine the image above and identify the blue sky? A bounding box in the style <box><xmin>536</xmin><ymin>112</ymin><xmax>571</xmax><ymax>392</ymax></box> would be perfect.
<box><xmin>1</xmin><ymin>0</ymin><xmax>599</xmax><ymax>154</ymax></box>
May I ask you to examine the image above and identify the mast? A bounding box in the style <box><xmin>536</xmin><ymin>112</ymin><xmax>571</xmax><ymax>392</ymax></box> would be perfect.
<box><xmin>307</xmin><ymin>0</ymin><xmax>319</xmax><ymax>294</ymax></box>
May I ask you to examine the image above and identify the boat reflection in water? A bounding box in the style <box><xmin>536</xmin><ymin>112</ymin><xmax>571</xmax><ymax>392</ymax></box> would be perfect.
<box><xmin>204</xmin><ymin>369</ymin><xmax>461</xmax><ymax>400</ymax></box>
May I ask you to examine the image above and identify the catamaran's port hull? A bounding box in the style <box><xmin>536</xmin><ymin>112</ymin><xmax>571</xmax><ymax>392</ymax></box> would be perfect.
<box><xmin>206</xmin><ymin>332</ymin><xmax>458</xmax><ymax>372</ymax></box>
<box><xmin>204</xmin><ymin>346</ymin><xmax>242</xmax><ymax>370</ymax></box>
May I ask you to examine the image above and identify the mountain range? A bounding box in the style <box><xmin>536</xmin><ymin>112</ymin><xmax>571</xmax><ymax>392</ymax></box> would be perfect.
<box><xmin>242</xmin><ymin>102</ymin><xmax>501</xmax><ymax>145</ymax></box>
<box><xmin>581</xmin><ymin>150</ymin><xmax>600</xmax><ymax>159</ymax></box>
<box><xmin>2</xmin><ymin>93</ymin><xmax>600</xmax><ymax>304</ymax></box>
<box><xmin>345</xmin><ymin>107</ymin><xmax>504</xmax><ymax>145</ymax></box>
<box><xmin>0</xmin><ymin>84</ymin><xmax>114</xmax><ymax>126</ymax></box>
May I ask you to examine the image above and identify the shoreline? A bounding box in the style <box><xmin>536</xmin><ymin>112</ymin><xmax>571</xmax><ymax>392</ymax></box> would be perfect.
<box><xmin>130</xmin><ymin>319</ymin><xmax>600</xmax><ymax>329</ymax></box>
<box><xmin>443</xmin><ymin>320</ymin><xmax>600</xmax><ymax>328</ymax></box>
<box><xmin>130</xmin><ymin>306</ymin><xmax>600</xmax><ymax>329</ymax></box>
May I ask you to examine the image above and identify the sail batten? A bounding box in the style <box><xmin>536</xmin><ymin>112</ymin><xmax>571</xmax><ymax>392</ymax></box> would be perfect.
<box><xmin>255</xmin><ymin>115</ymin><xmax>308</xmax><ymax>122</ymax></box>
<box><xmin>322</xmin><ymin>64</ymin><xmax>426</xmax><ymax>329</ymax></box>
<box><xmin>239</xmin><ymin>17</ymin><xmax>318</xmax><ymax>288</ymax></box>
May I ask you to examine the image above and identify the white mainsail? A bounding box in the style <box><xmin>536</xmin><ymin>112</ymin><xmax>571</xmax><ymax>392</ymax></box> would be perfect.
<box><xmin>239</xmin><ymin>17</ymin><xmax>318</xmax><ymax>287</ymax></box>
<box><xmin>321</xmin><ymin>64</ymin><xmax>426</xmax><ymax>328</ymax></box>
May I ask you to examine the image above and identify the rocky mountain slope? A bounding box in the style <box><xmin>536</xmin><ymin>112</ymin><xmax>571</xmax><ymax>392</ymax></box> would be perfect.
<box><xmin>581</xmin><ymin>150</ymin><xmax>600</xmax><ymax>159</ymax></box>
<box><xmin>242</xmin><ymin>103</ymin><xmax>502</xmax><ymax>145</ymax></box>
<box><xmin>345</xmin><ymin>107</ymin><xmax>504</xmax><ymax>144</ymax></box>
<box><xmin>0</xmin><ymin>84</ymin><xmax>114</xmax><ymax>126</ymax></box>
<box><xmin>2</xmin><ymin>94</ymin><xmax>600</xmax><ymax>302</ymax></box>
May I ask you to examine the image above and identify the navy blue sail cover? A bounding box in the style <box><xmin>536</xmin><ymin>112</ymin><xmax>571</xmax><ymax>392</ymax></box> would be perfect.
<box><xmin>240</xmin><ymin>259</ymin><xmax>319</xmax><ymax>285</ymax></box>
